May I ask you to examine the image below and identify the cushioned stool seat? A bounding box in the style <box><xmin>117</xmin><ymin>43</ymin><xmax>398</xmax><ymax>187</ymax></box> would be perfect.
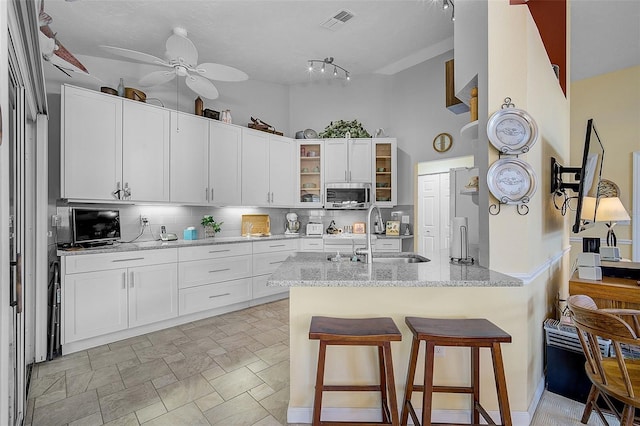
<box><xmin>309</xmin><ymin>316</ymin><xmax>402</xmax><ymax>426</ymax></box>
<box><xmin>400</xmin><ymin>317</ymin><xmax>512</xmax><ymax>426</ymax></box>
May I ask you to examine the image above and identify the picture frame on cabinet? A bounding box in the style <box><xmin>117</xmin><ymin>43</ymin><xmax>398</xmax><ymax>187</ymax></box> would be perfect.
<box><xmin>386</xmin><ymin>221</ymin><xmax>400</xmax><ymax>236</ymax></box>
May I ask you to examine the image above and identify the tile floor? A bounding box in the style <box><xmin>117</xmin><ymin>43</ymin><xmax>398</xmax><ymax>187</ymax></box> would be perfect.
<box><xmin>25</xmin><ymin>298</ymin><xmax>607</xmax><ymax>426</ymax></box>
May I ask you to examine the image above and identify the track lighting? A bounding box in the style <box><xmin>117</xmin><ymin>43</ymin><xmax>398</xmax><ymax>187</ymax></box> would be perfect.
<box><xmin>441</xmin><ymin>0</ymin><xmax>455</xmax><ymax>21</ymax></box>
<box><xmin>306</xmin><ymin>57</ymin><xmax>350</xmax><ymax>81</ymax></box>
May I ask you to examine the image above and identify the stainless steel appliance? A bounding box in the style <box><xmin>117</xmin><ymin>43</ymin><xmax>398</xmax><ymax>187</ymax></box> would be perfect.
<box><xmin>285</xmin><ymin>212</ymin><xmax>300</xmax><ymax>234</ymax></box>
<box><xmin>325</xmin><ymin>183</ymin><xmax>371</xmax><ymax>210</ymax></box>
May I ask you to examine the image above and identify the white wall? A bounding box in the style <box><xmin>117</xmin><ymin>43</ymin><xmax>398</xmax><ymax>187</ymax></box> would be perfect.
<box><xmin>290</xmin><ymin>53</ymin><xmax>472</xmax><ymax>206</ymax></box>
<box><xmin>45</xmin><ymin>54</ymin><xmax>291</xmax><ymax>136</ymax></box>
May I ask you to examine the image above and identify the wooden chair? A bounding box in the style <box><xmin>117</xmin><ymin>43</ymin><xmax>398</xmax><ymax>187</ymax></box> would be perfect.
<box><xmin>567</xmin><ymin>294</ymin><xmax>640</xmax><ymax>425</ymax></box>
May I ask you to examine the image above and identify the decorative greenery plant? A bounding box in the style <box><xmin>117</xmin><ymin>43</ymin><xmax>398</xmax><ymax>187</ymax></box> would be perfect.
<box><xmin>201</xmin><ymin>215</ymin><xmax>223</xmax><ymax>233</ymax></box>
<box><xmin>318</xmin><ymin>119</ymin><xmax>371</xmax><ymax>138</ymax></box>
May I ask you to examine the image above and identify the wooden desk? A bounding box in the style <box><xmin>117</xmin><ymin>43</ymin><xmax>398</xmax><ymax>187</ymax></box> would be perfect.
<box><xmin>569</xmin><ymin>272</ymin><xmax>640</xmax><ymax>310</ymax></box>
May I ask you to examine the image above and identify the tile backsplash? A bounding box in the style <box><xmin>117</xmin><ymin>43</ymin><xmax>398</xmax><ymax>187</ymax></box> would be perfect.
<box><xmin>54</xmin><ymin>203</ymin><xmax>414</xmax><ymax>245</ymax></box>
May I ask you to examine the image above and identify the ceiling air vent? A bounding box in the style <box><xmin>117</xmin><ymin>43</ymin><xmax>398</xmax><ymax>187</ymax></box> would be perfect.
<box><xmin>320</xmin><ymin>9</ymin><xmax>355</xmax><ymax>31</ymax></box>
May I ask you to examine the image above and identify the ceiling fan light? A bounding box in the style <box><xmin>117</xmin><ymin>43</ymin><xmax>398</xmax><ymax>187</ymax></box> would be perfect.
<box><xmin>333</xmin><ymin>66</ymin><xmax>338</xmax><ymax>76</ymax></box>
<box><xmin>346</xmin><ymin>72</ymin><xmax>350</xmax><ymax>81</ymax></box>
<box><xmin>176</xmin><ymin>65</ymin><xmax>188</xmax><ymax>77</ymax></box>
<box><xmin>321</xmin><ymin>62</ymin><xmax>326</xmax><ymax>73</ymax></box>
<box><xmin>443</xmin><ymin>0</ymin><xmax>449</xmax><ymax>10</ymax></box>
<box><xmin>308</xmin><ymin>62</ymin><xmax>313</xmax><ymax>72</ymax></box>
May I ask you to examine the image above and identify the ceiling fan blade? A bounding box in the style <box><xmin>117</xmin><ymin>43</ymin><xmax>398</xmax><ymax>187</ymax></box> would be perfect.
<box><xmin>185</xmin><ymin>75</ymin><xmax>219</xmax><ymax>100</ymax></box>
<box><xmin>165</xmin><ymin>32</ymin><xmax>198</xmax><ymax>67</ymax></box>
<box><xmin>139</xmin><ymin>70</ymin><xmax>176</xmax><ymax>87</ymax></box>
<box><xmin>196</xmin><ymin>63</ymin><xmax>248</xmax><ymax>82</ymax></box>
<box><xmin>100</xmin><ymin>45</ymin><xmax>169</xmax><ymax>66</ymax></box>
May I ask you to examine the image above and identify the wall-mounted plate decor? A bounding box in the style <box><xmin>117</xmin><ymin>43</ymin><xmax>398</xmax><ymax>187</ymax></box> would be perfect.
<box><xmin>486</xmin><ymin>108</ymin><xmax>538</xmax><ymax>154</ymax></box>
<box><xmin>487</xmin><ymin>158</ymin><xmax>537</xmax><ymax>204</ymax></box>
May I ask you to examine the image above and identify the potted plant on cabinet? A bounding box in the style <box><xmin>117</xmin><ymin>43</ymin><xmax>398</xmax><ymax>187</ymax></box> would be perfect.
<box><xmin>201</xmin><ymin>215</ymin><xmax>223</xmax><ymax>238</ymax></box>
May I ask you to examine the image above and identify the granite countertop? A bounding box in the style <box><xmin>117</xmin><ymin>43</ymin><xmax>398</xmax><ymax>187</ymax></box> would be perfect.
<box><xmin>303</xmin><ymin>234</ymin><xmax>414</xmax><ymax>240</ymax></box>
<box><xmin>57</xmin><ymin>234</ymin><xmax>299</xmax><ymax>256</ymax></box>
<box><xmin>267</xmin><ymin>252</ymin><xmax>522</xmax><ymax>288</ymax></box>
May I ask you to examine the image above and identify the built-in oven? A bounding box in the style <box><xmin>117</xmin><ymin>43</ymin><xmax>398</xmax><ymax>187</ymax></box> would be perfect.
<box><xmin>325</xmin><ymin>182</ymin><xmax>371</xmax><ymax>209</ymax></box>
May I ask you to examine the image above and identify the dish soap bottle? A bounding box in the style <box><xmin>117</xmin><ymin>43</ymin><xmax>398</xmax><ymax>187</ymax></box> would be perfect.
<box><xmin>117</xmin><ymin>78</ymin><xmax>125</xmax><ymax>97</ymax></box>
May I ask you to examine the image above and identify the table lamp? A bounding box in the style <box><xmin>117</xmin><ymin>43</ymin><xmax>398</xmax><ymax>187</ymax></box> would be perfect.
<box><xmin>595</xmin><ymin>197</ymin><xmax>630</xmax><ymax>247</ymax></box>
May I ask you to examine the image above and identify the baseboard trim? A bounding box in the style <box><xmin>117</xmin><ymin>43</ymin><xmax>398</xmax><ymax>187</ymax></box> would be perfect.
<box><xmin>288</xmin><ymin>404</ymin><xmax>535</xmax><ymax>425</ymax></box>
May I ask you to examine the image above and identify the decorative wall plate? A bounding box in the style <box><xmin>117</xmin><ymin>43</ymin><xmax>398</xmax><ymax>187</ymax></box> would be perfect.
<box><xmin>486</xmin><ymin>108</ymin><xmax>538</xmax><ymax>154</ymax></box>
<box><xmin>597</xmin><ymin>179</ymin><xmax>619</xmax><ymax>198</ymax></box>
<box><xmin>487</xmin><ymin>158</ymin><xmax>537</xmax><ymax>204</ymax></box>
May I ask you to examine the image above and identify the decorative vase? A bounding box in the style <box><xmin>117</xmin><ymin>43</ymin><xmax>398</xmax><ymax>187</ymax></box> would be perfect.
<box><xmin>204</xmin><ymin>225</ymin><xmax>216</xmax><ymax>238</ymax></box>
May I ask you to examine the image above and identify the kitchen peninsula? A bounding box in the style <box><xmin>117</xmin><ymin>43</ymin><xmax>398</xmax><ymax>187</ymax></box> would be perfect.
<box><xmin>268</xmin><ymin>252</ymin><xmax>538</xmax><ymax>424</ymax></box>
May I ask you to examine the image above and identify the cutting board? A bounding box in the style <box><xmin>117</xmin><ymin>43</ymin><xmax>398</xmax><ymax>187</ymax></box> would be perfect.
<box><xmin>241</xmin><ymin>214</ymin><xmax>271</xmax><ymax>236</ymax></box>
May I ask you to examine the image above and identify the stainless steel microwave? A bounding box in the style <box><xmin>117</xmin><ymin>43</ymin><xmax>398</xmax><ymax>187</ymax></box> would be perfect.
<box><xmin>325</xmin><ymin>183</ymin><xmax>371</xmax><ymax>209</ymax></box>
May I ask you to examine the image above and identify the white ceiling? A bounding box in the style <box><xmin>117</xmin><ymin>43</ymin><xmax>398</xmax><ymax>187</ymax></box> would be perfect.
<box><xmin>40</xmin><ymin>0</ymin><xmax>639</xmax><ymax>90</ymax></box>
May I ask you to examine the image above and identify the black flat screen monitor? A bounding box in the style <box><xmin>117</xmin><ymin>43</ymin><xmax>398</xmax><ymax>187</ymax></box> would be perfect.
<box><xmin>572</xmin><ymin>119</ymin><xmax>604</xmax><ymax>233</ymax></box>
<box><xmin>72</xmin><ymin>208</ymin><xmax>121</xmax><ymax>245</ymax></box>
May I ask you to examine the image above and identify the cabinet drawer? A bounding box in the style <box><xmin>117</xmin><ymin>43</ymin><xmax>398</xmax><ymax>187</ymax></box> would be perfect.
<box><xmin>178</xmin><ymin>243</ymin><xmax>252</xmax><ymax>262</ymax></box>
<box><xmin>179</xmin><ymin>278</ymin><xmax>251</xmax><ymax>315</ymax></box>
<box><xmin>64</xmin><ymin>249</ymin><xmax>178</xmax><ymax>274</ymax></box>
<box><xmin>301</xmin><ymin>238</ymin><xmax>323</xmax><ymax>252</ymax></box>
<box><xmin>253</xmin><ymin>251</ymin><xmax>292</xmax><ymax>276</ymax></box>
<box><xmin>252</xmin><ymin>275</ymin><xmax>288</xmax><ymax>299</ymax></box>
<box><xmin>179</xmin><ymin>256</ymin><xmax>252</xmax><ymax>289</ymax></box>
<box><xmin>323</xmin><ymin>243</ymin><xmax>366</xmax><ymax>253</ymax></box>
<box><xmin>253</xmin><ymin>239</ymin><xmax>299</xmax><ymax>254</ymax></box>
<box><xmin>374</xmin><ymin>239</ymin><xmax>401</xmax><ymax>252</ymax></box>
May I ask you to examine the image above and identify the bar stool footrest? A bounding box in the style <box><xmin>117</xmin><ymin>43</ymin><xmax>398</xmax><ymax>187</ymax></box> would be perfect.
<box><xmin>322</xmin><ymin>385</ymin><xmax>383</xmax><ymax>392</ymax></box>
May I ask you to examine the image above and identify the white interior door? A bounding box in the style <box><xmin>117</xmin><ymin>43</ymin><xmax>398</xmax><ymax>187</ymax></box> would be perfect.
<box><xmin>418</xmin><ymin>172</ymin><xmax>450</xmax><ymax>259</ymax></box>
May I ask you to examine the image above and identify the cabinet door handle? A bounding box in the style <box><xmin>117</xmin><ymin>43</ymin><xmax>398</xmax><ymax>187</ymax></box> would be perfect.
<box><xmin>349</xmin><ymin>171</ymin><xmax>352</xmax><ymax>181</ymax></box>
<box><xmin>267</xmin><ymin>192</ymin><xmax>270</xmax><ymax>203</ymax></box>
<box><xmin>208</xmin><ymin>249</ymin><xmax>230</xmax><ymax>254</ymax></box>
<box><xmin>208</xmin><ymin>268</ymin><xmax>231</xmax><ymax>273</ymax></box>
<box><xmin>211</xmin><ymin>188</ymin><xmax>214</xmax><ymax>202</ymax></box>
<box><xmin>344</xmin><ymin>171</ymin><xmax>347</xmax><ymax>181</ymax></box>
<box><xmin>130</xmin><ymin>272</ymin><xmax>134</xmax><ymax>288</ymax></box>
<box><xmin>112</xmin><ymin>257</ymin><xmax>145</xmax><ymax>262</ymax></box>
<box><xmin>205</xmin><ymin>187</ymin><xmax>209</xmax><ymax>201</ymax></box>
<box><xmin>209</xmin><ymin>293</ymin><xmax>231</xmax><ymax>299</ymax></box>
<box><xmin>269</xmin><ymin>260</ymin><xmax>285</xmax><ymax>265</ymax></box>
<box><xmin>269</xmin><ymin>244</ymin><xmax>286</xmax><ymax>248</ymax></box>
<box><xmin>122</xmin><ymin>272</ymin><xmax>126</xmax><ymax>289</ymax></box>
<box><xmin>112</xmin><ymin>257</ymin><xmax>145</xmax><ymax>263</ymax></box>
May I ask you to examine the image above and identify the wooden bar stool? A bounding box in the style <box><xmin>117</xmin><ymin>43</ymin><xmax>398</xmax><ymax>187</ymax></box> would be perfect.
<box><xmin>309</xmin><ymin>316</ymin><xmax>403</xmax><ymax>426</ymax></box>
<box><xmin>400</xmin><ymin>317</ymin><xmax>512</xmax><ymax>426</ymax></box>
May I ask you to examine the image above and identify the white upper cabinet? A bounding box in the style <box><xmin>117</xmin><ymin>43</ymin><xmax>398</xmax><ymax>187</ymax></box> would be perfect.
<box><xmin>324</xmin><ymin>138</ymin><xmax>372</xmax><ymax>183</ymax></box>
<box><xmin>169</xmin><ymin>112</ymin><xmax>209</xmax><ymax>204</ymax></box>
<box><xmin>372</xmin><ymin>138</ymin><xmax>398</xmax><ymax>207</ymax></box>
<box><xmin>122</xmin><ymin>102</ymin><xmax>170</xmax><ymax>202</ymax></box>
<box><xmin>241</xmin><ymin>128</ymin><xmax>270</xmax><ymax>206</ymax></box>
<box><xmin>241</xmin><ymin>129</ymin><xmax>294</xmax><ymax>207</ymax></box>
<box><xmin>209</xmin><ymin>121</ymin><xmax>242</xmax><ymax>206</ymax></box>
<box><xmin>62</xmin><ymin>85</ymin><xmax>123</xmax><ymax>200</ymax></box>
<box><xmin>269</xmin><ymin>135</ymin><xmax>294</xmax><ymax>207</ymax></box>
<box><xmin>62</xmin><ymin>85</ymin><xmax>170</xmax><ymax>202</ymax></box>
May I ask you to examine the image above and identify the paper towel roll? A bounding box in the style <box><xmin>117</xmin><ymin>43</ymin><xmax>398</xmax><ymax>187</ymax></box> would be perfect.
<box><xmin>450</xmin><ymin>217</ymin><xmax>468</xmax><ymax>260</ymax></box>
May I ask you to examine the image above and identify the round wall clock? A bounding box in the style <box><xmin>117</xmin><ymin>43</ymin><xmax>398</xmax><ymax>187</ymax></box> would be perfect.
<box><xmin>486</xmin><ymin>108</ymin><xmax>538</xmax><ymax>154</ymax></box>
<box><xmin>433</xmin><ymin>133</ymin><xmax>453</xmax><ymax>153</ymax></box>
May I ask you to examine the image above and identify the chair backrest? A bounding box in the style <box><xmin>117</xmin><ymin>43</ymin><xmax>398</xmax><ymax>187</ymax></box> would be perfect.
<box><xmin>568</xmin><ymin>294</ymin><xmax>640</xmax><ymax>399</ymax></box>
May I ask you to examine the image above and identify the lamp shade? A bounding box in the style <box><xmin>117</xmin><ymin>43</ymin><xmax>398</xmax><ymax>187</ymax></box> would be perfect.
<box><xmin>595</xmin><ymin>197</ymin><xmax>630</xmax><ymax>222</ymax></box>
<box><xmin>580</xmin><ymin>196</ymin><xmax>597</xmax><ymax>221</ymax></box>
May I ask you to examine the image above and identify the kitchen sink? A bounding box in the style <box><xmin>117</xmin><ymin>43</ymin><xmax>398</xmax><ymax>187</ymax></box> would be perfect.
<box><xmin>371</xmin><ymin>253</ymin><xmax>430</xmax><ymax>264</ymax></box>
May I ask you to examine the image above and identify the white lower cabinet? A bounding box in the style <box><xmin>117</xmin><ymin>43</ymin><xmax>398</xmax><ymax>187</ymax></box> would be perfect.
<box><xmin>373</xmin><ymin>239</ymin><xmax>402</xmax><ymax>253</ymax></box>
<box><xmin>179</xmin><ymin>278</ymin><xmax>252</xmax><ymax>315</ymax></box>
<box><xmin>64</xmin><ymin>269</ymin><xmax>128</xmax><ymax>343</ymax></box>
<box><xmin>62</xmin><ymin>239</ymin><xmax>296</xmax><ymax>352</ymax></box>
<box><xmin>300</xmin><ymin>238</ymin><xmax>323</xmax><ymax>252</ymax></box>
<box><xmin>63</xmin><ymin>249</ymin><xmax>178</xmax><ymax>344</ymax></box>
<box><xmin>129</xmin><ymin>263</ymin><xmax>179</xmax><ymax>328</ymax></box>
<box><xmin>252</xmin><ymin>239</ymin><xmax>297</xmax><ymax>299</ymax></box>
<box><xmin>178</xmin><ymin>243</ymin><xmax>253</xmax><ymax>315</ymax></box>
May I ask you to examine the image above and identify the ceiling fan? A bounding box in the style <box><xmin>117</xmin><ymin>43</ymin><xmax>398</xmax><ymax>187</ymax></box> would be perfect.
<box><xmin>38</xmin><ymin>0</ymin><xmax>90</xmax><ymax>78</ymax></box>
<box><xmin>101</xmin><ymin>27</ymin><xmax>248</xmax><ymax>100</ymax></box>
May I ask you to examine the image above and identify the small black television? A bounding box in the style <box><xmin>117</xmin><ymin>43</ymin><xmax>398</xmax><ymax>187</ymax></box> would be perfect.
<box><xmin>72</xmin><ymin>208</ymin><xmax>121</xmax><ymax>246</ymax></box>
<box><xmin>550</xmin><ymin>118</ymin><xmax>605</xmax><ymax>233</ymax></box>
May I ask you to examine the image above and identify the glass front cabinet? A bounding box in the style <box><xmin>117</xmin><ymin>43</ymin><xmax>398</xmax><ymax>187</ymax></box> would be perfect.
<box><xmin>373</xmin><ymin>138</ymin><xmax>397</xmax><ymax>207</ymax></box>
<box><xmin>296</xmin><ymin>140</ymin><xmax>324</xmax><ymax>208</ymax></box>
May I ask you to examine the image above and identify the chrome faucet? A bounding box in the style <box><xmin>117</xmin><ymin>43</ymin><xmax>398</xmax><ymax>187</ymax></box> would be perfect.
<box><xmin>355</xmin><ymin>204</ymin><xmax>382</xmax><ymax>263</ymax></box>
